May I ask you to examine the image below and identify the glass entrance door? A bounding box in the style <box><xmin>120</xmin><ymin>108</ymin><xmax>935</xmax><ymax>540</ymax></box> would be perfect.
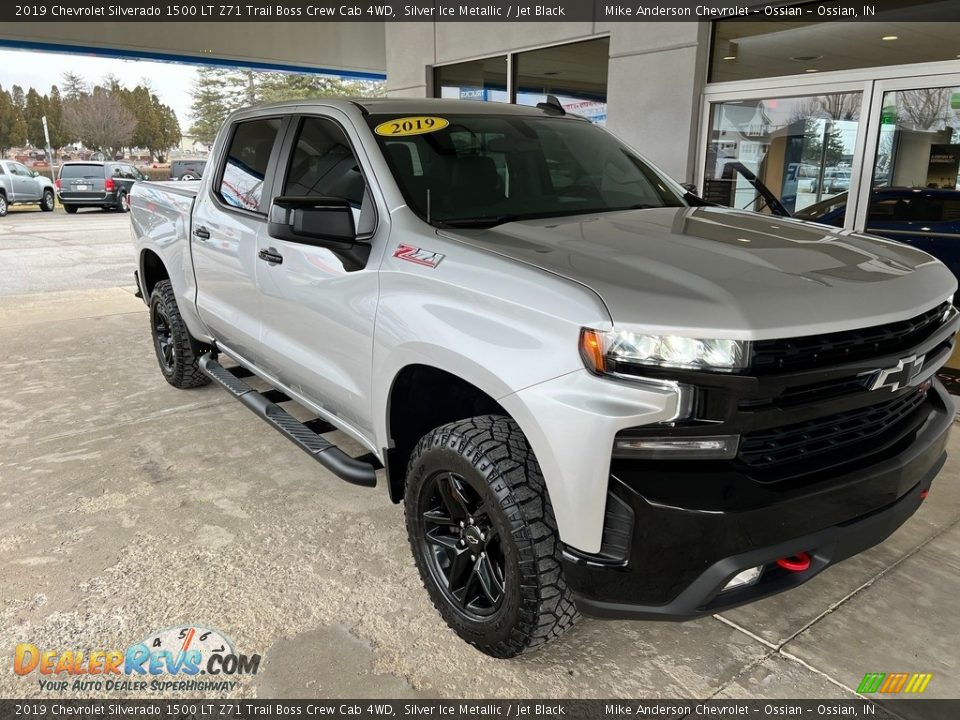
<box><xmin>857</xmin><ymin>74</ymin><xmax>960</xmax><ymax>384</ymax></box>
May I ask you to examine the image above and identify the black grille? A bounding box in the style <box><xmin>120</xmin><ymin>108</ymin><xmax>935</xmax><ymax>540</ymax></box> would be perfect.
<box><xmin>751</xmin><ymin>303</ymin><xmax>949</xmax><ymax>373</ymax></box>
<box><xmin>738</xmin><ymin>389</ymin><xmax>929</xmax><ymax>475</ymax></box>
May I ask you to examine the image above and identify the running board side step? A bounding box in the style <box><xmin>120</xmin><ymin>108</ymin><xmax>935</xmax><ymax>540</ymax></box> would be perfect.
<box><xmin>199</xmin><ymin>354</ymin><xmax>377</xmax><ymax>488</ymax></box>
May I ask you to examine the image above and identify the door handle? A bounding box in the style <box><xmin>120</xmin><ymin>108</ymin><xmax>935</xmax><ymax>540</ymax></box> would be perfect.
<box><xmin>258</xmin><ymin>248</ymin><xmax>283</xmax><ymax>265</ymax></box>
<box><xmin>193</xmin><ymin>226</ymin><xmax>210</xmax><ymax>240</ymax></box>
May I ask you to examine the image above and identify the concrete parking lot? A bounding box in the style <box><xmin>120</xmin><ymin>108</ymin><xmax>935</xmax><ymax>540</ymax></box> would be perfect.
<box><xmin>1</xmin><ymin>210</ymin><xmax>959</xmax><ymax>704</ymax></box>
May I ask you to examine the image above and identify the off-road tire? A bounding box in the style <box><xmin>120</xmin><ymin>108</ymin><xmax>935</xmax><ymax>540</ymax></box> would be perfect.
<box><xmin>149</xmin><ymin>279</ymin><xmax>210</xmax><ymax>389</ymax></box>
<box><xmin>40</xmin><ymin>189</ymin><xmax>55</xmax><ymax>212</ymax></box>
<box><xmin>405</xmin><ymin>415</ymin><xmax>579</xmax><ymax>658</ymax></box>
<box><xmin>64</xmin><ymin>204</ymin><xmax>78</xmax><ymax>214</ymax></box>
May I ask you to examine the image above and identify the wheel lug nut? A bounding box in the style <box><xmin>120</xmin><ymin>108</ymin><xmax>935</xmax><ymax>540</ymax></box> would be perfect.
<box><xmin>458</xmin><ymin>539</ymin><xmax>464</xmax><ymax>546</ymax></box>
<box><xmin>469</xmin><ymin>517</ymin><xmax>474</xmax><ymax>524</ymax></box>
<box><xmin>471</xmin><ymin>554</ymin><xmax>476</xmax><ymax>561</ymax></box>
<box><xmin>459</xmin><ymin>521</ymin><xmax>465</xmax><ymax>528</ymax></box>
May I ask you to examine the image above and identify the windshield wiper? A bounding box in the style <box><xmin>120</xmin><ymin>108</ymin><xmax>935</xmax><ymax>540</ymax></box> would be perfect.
<box><xmin>436</xmin><ymin>215</ymin><xmax>522</xmax><ymax>228</ymax></box>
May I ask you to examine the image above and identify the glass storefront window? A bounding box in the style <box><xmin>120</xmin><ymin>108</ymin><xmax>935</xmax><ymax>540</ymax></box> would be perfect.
<box><xmin>434</xmin><ymin>57</ymin><xmax>509</xmax><ymax>103</ymax></box>
<box><xmin>712</xmin><ymin>5</ymin><xmax>960</xmax><ymax>84</ymax></box>
<box><xmin>865</xmin><ymin>85</ymin><xmax>960</xmax><ymax>285</ymax></box>
<box><xmin>514</xmin><ymin>38</ymin><xmax>610</xmax><ymax>125</ymax></box>
<box><xmin>704</xmin><ymin>92</ymin><xmax>862</xmax><ymax>216</ymax></box>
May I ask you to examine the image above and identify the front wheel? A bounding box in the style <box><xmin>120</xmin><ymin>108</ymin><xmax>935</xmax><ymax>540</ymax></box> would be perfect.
<box><xmin>0</xmin><ymin>194</ymin><xmax>7</xmax><ymax>217</ymax></box>
<box><xmin>40</xmin><ymin>189</ymin><xmax>55</xmax><ymax>212</ymax></box>
<box><xmin>149</xmin><ymin>280</ymin><xmax>211</xmax><ymax>389</ymax></box>
<box><xmin>405</xmin><ymin>415</ymin><xmax>579</xmax><ymax>658</ymax></box>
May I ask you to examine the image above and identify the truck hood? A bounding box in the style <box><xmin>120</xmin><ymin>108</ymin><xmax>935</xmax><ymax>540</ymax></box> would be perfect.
<box><xmin>441</xmin><ymin>206</ymin><xmax>957</xmax><ymax>339</ymax></box>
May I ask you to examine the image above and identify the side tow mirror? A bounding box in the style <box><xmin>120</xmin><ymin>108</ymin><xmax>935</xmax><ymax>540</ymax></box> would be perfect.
<box><xmin>268</xmin><ymin>195</ymin><xmax>370</xmax><ymax>272</ymax></box>
<box><xmin>268</xmin><ymin>195</ymin><xmax>356</xmax><ymax>243</ymax></box>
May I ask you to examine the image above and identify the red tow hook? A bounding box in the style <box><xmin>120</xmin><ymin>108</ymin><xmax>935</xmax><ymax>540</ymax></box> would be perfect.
<box><xmin>776</xmin><ymin>552</ymin><xmax>811</xmax><ymax>572</ymax></box>
<box><xmin>920</xmin><ymin>488</ymin><xmax>930</xmax><ymax>500</ymax></box>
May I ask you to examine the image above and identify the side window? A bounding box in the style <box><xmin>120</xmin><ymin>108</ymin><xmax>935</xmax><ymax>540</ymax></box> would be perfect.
<box><xmin>11</xmin><ymin>163</ymin><xmax>31</xmax><ymax>177</ymax></box>
<box><xmin>284</xmin><ymin>116</ymin><xmax>365</xmax><ymax>206</ymax></box>
<box><xmin>218</xmin><ymin>118</ymin><xmax>282</xmax><ymax>213</ymax></box>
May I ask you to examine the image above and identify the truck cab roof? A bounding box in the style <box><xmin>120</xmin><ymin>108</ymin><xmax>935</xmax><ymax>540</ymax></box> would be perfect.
<box><xmin>228</xmin><ymin>97</ymin><xmax>585</xmax><ymax>119</ymax></box>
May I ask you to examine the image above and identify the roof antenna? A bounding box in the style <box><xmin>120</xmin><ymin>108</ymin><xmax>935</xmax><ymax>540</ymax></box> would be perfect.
<box><xmin>536</xmin><ymin>94</ymin><xmax>566</xmax><ymax>115</ymax></box>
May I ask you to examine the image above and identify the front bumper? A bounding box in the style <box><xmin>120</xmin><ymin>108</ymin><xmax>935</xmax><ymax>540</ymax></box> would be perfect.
<box><xmin>564</xmin><ymin>382</ymin><xmax>953</xmax><ymax>619</ymax></box>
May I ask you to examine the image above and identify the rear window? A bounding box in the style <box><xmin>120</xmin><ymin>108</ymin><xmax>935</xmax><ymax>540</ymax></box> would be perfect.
<box><xmin>60</xmin><ymin>165</ymin><xmax>105</xmax><ymax>179</ymax></box>
<box><xmin>218</xmin><ymin>118</ymin><xmax>282</xmax><ymax>213</ymax></box>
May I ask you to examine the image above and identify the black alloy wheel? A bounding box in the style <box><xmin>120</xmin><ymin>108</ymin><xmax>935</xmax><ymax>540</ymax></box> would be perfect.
<box><xmin>148</xmin><ymin>280</ymin><xmax>210</xmax><ymax>388</ymax></box>
<box><xmin>405</xmin><ymin>415</ymin><xmax>579</xmax><ymax>657</ymax></box>
<box><xmin>418</xmin><ymin>471</ymin><xmax>506</xmax><ymax>619</ymax></box>
<box><xmin>151</xmin><ymin>301</ymin><xmax>176</xmax><ymax>374</ymax></box>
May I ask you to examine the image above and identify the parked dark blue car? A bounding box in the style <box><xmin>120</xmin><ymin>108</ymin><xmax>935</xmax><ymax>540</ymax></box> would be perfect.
<box><xmin>795</xmin><ymin>187</ymin><xmax>960</xmax><ymax>296</ymax></box>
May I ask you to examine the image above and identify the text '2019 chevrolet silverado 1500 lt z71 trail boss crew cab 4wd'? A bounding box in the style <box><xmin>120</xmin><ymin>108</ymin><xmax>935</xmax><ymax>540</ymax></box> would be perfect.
<box><xmin>130</xmin><ymin>98</ymin><xmax>958</xmax><ymax>658</ymax></box>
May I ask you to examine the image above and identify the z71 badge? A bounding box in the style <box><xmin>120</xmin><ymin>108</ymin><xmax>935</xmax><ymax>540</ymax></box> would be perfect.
<box><xmin>393</xmin><ymin>244</ymin><xmax>445</xmax><ymax>268</ymax></box>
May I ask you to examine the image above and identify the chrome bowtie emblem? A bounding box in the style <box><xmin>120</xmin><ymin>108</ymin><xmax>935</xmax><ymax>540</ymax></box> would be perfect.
<box><xmin>868</xmin><ymin>354</ymin><xmax>925</xmax><ymax>392</ymax></box>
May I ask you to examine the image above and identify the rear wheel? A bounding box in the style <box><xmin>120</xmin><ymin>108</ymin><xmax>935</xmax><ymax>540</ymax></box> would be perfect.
<box><xmin>40</xmin><ymin>189</ymin><xmax>55</xmax><ymax>212</ymax></box>
<box><xmin>116</xmin><ymin>191</ymin><xmax>130</xmax><ymax>212</ymax></box>
<box><xmin>149</xmin><ymin>279</ymin><xmax>211</xmax><ymax>389</ymax></box>
<box><xmin>64</xmin><ymin>205</ymin><xmax>78</xmax><ymax>214</ymax></box>
<box><xmin>404</xmin><ymin>415</ymin><xmax>579</xmax><ymax>658</ymax></box>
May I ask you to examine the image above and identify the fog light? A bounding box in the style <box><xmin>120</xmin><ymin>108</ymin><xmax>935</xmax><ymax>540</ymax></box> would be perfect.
<box><xmin>613</xmin><ymin>435</ymin><xmax>739</xmax><ymax>459</ymax></box>
<box><xmin>722</xmin><ymin>565</ymin><xmax>763</xmax><ymax>592</ymax></box>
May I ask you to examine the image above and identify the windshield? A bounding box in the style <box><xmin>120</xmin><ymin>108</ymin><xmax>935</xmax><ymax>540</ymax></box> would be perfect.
<box><xmin>367</xmin><ymin>114</ymin><xmax>685</xmax><ymax>227</ymax></box>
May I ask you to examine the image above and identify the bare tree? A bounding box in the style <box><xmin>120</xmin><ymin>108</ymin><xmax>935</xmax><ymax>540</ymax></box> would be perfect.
<box><xmin>62</xmin><ymin>88</ymin><xmax>136</xmax><ymax>157</ymax></box>
<box><xmin>895</xmin><ymin>88</ymin><xmax>957</xmax><ymax>131</ymax></box>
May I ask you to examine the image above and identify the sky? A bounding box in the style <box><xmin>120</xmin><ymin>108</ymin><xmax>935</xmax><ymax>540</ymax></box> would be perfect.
<box><xmin>0</xmin><ymin>48</ymin><xmax>200</xmax><ymax>128</ymax></box>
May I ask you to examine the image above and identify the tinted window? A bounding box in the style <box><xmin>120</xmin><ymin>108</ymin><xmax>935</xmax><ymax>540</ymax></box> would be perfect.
<box><xmin>284</xmin><ymin>117</ymin><xmax>365</xmax><ymax>205</ymax></box>
<box><xmin>369</xmin><ymin>114</ymin><xmax>683</xmax><ymax>227</ymax></box>
<box><xmin>60</xmin><ymin>165</ymin><xmax>105</xmax><ymax>179</ymax></box>
<box><xmin>218</xmin><ymin>118</ymin><xmax>282</xmax><ymax>213</ymax></box>
<box><xmin>10</xmin><ymin>162</ymin><xmax>32</xmax><ymax>177</ymax></box>
<box><xmin>869</xmin><ymin>196</ymin><xmax>945</xmax><ymax>223</ymax></box>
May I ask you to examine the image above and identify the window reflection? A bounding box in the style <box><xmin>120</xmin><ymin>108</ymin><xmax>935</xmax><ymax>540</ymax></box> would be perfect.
<box><xmin>514</xmin><ymin>39</ymin><xmax>610</xmax><ymax>126</ymax></box>
<box><xmin>434</xmin><ymin>57</ymin><xmax>509</xmax><ymax>103</ymax></box>
<box><xmin>704</xmin><ymin>92</ymin><xmax>861</xmax><ymax>215</ymax></box>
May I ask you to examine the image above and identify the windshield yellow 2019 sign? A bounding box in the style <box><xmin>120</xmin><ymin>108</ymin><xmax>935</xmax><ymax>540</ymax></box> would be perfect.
<box><xmin>374</xmin><ymin>116</ymin><xmax>449</xmax><ymax>137</ymax></box>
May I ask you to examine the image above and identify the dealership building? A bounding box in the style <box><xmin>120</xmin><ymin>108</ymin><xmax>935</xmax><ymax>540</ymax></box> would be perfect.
<box><xmin>6</xmin><ymin>1</ymin><xmax>960</xmax><ymax>241</ymax></box>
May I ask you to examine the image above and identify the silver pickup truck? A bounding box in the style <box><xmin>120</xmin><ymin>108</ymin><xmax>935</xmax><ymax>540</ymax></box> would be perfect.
<box><xmin>0</xmin><ymin>160</ymin><xmax>55</xmax><ymax>216</ymax></box>
<box><xmin>130</xmin><ymin>98</ymin><xmax>958</xmax><ymax>658</ymax></box>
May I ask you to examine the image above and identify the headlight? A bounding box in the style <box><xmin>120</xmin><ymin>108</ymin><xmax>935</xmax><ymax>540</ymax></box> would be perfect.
<box><xmin>580</xmin><ymin>328</ymin><xmax>750</xmax><ymax>374</ymax></box>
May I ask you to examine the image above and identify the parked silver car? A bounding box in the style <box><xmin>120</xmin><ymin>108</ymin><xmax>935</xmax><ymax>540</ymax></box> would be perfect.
<box><xmin>0</xmin><ymin>160</ymin><xmax>55</xmax><ymax>216</ymax></box>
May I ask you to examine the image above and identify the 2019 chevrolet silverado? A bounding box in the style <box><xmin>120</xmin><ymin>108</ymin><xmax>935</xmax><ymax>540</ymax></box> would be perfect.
<box><xmin>130</xmin><ymin>98</ymin><xmax>958</xmax><ymax>658</ymax></box>
<box><xmin>0</xmin><ymin>160</ymin><xmax>55</xmax><ymax>216</ymax></box>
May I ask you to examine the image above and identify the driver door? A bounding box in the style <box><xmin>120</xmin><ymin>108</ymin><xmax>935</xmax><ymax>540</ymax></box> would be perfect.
<box><xmin>254</xmin><ymin>111</ymin><xmax>384</xmax><ymax>444</ymax></box>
